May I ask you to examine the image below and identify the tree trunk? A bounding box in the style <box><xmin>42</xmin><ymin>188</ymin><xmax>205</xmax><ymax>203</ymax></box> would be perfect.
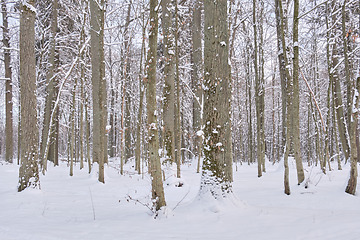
<box><xmin>326</xmin><ymin>1</ymin><xmax>350</xmax><ymax>161</ymax></box>
<box><xmin>174</xmin><ymin>0</ymin><xmax>181</xmax><ymax>178</ymax></box>
<box><xmin>2</xmin><ymin>0</ymin><xmax>13</xmax><ymax>163</ymax></box>
<box><xmin>292</xmin><ymin>0</ymin><xmax>305</xmax><ymax>184</ymax></box>
<box><xmin>40</xmin><ymin>0</ymin><xmax>58</xmax><ymax>173</ymax></box>
<box><xmin>345</xmin><ymin>76</ymin><xmax>360</xmax><ymax>195</ymax></box>
<box><xmin>200</xmin><ymin>0</ymin><xmax>233</xmax><ymax>198</ymax></box>
<box><xmin>135</xmin><ymin>15</ymin><xmax>146</xmax><ymax>175</ymax></box>
<box><xmin>162</xmin><ymin>0</ymin><xmax>176</xmax><ymax>163</ymax></box>
<box><xmin>90</xmin><ymin>0</ymin><xmax>107</xmax><ymax>183</ymax></box>
<box><xmin>275</xmin><ymin>0</ymin><xmax>287</xmax><ymax>157</ymax></box>
<box><xmin>192</xmin><ymin>0</ymin><xmax>202</xmax><ymax>160</ymax></box>
<box><xmin>124</xmin><ymin>0</ymin><xmax>132</xmax><ymax>163</ymax></box>
<box><xmin>147</xmin><ymin>0</ymin><xmax>166</xmax><ymax>211</ymax></box>
<box><xmin>18</xmin><ymin>0</ymin><xmax>40</xmax><ymax>192</ymax></box>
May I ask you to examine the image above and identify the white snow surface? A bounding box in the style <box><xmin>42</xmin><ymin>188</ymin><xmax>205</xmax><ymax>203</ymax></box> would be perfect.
<box><xmin>1</xmin><ymin>159</ymin><xmax>360</xmax><ymax>240</ymax></box>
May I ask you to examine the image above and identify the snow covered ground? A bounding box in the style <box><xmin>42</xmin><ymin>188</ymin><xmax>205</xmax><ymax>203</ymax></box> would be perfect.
<box><xmin>1</xmin><ymin>158</ymin><xmax>359</xmax><ymax>240</ymax></box>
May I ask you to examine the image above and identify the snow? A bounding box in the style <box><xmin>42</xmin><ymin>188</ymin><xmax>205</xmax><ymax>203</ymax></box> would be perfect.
<box><xmin>1</xmin><ymin>159</ymin><xmax>360</xmax><ymax>240</ymax></box>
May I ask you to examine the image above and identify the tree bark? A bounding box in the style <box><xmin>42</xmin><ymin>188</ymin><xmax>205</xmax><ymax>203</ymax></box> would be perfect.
<box><xmin>147</xmin><ymin>0</ymin><xmax>166</xmax><ymax>211</ymax></box>
<box><xmin>18</xmin><ymin>0</ymin><xmax>40</xmax><ymax>192</ymax></box>
<box><xmin>2</xmin><ymin>0</ymin><xmax>13</xmax><ymax>163</ymax></box>
<box><xmin>135</xmin><ymin>14</ymin><xmax>147</xmax><ymax>175</ymax></box>
<box><xmin>162</xmin><ymin>0</ymin><xmax>176</xmax><ymax>163</ymax></box>
<box><xmin>192</xmin><ymin>0</ymin><xmax>202</xmax><ymax>160</ymax></box>
<box><xmin>345</xmin><ymin>76</ymin><xmax>360</xmax><ymax>195</ymax></box>
<box><xmin>174</xmin><ymin>0</ymin><xmax>181</xmax><ymax>178</ymax></box>
<box><xmin>292</xmin><ymin>0</ymin><xmax>305</xmax><ymax>184</ymax></box>
<box><xmin>200</xmin><ymin>0</ymin><xmax>233</xmax><ymax>198</ymax></box>
<box><xmin>90</xmin><ymin>0</ymin><xmax>107</xmax><ymax>183</ymax></box>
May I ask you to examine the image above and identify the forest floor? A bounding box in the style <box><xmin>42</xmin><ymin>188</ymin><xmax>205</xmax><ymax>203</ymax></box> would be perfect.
<box><xmin>0</xmin><ymin>157</ymin><xmax>359</xmax><ymax>240</ymax></box>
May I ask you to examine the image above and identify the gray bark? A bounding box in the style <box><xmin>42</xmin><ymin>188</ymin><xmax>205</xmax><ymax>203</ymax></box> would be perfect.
<box><xmin>90</xmin><ymin>0</ymin><xmax>107</xmax><ymax>183</ymax></box>
<box><xmin>200</xmin><ymin>0</ymin><xmax>233</xmax><ymax>198</ymax></box>
<box><xmin>147</xmin><ymin>0</ymin><xmax>166</xmax><ymax>211</ymax></box>
<box><xmin>2</xmin><ymin>0</ymin><xmax>13</xmax><ymax>163</ymax></box>
<box><xmin>18</xmin><ymin>0</ymin><xmax>40</xmax><ymax>192</ymax></box>
<box><xmin>162</xmin><ymin>0</ymin><xmax>176</xmax><ymax>163</ymax></box>
<box><xmin>192</xmin><ymin>0</ymin><xmax>202</xmax><ymax>160</ymax></box>
<box><xmin>292</xmin><ymin>0</ymin><xmax>305</xmax><ymax>184</ymax></box>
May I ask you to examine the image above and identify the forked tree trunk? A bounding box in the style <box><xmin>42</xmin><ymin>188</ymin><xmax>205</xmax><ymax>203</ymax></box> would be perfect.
<box><xmin>18</xmin><ymin>0</ymin><xmax>40</xmax><ymax>192</ymax></box>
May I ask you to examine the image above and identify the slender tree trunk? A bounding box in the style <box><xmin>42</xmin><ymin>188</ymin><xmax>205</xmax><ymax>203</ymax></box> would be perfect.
<box><xmin>124</xmin><ymin>0</ymin><xmax>132</xmax><ymax>163</ymax></box>
<box><xmin>147</xmin><ymin>0</ymin><xmax>166</xmax><ymax>211</ymax></box>
<box><xmin>135</xmin><ymin>16</ymin><xmax>146</xmax><ymax>175</ymax></box>
<box><xmin>90</xmin><ymin>0</ymin><xmax>107</xmax><ymax>183</ymax></box>
<box><xmin>162</xmin><ymin>0</ymin><xmax>176</xmax><ymax>163</ymax></box>
<box><xmin>192</xmin><ymin>0</ymin><xmax>202</xmax><ymax>160</ymax></box>
<box><xmin>18</xmin><ymin>0</ymin><xmax>40</xmax><ymax>192</ymax></box>
<box><xmin>2</xmin><ymin>0</ymin><xmax>13</xmax><ymax>163</ymax></box>
<box><xmin>174</xmin><ymin>0</ymin><xmax>181</xmax><ymax>178</ymax></box>
<box><xmin>292</xmin><ymin>0</ymin><xmax>305</xmax><ymax>184</ymax></box>
<box><xmin>342</xmin><ymin>0</ymin><xmax>352</xmax><ymax>133</ymax></box>
<box><xmin>40</xmin><ymin>0</ymin><xmax>58</xmax><ymax>173</ymax></box>
<box><xmin>326</xmin><ymin>1</ymin><xmax>350</xmax><ymax>161</ymax></box>
<box><xmin>70</xmin><ymin>79</ymin><xmax>77</xmax><ymax>177</ymax></box>
<box><xmin>275</xmin><ymin>0</ymin><xmax>287</xmax><ymax>156</ymax></box>
<box><xmin>345</xmin><ymin>76</ymin><xmax>360</xmax><ymax>195</ymax></box>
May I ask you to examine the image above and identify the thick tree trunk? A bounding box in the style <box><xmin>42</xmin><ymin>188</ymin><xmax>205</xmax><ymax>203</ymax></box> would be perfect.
<box><xmin>200</xmin><ymin>0</ymin><xmax>233</xmax><ymax>198</ymax></box>
<box><xmin>2</xmin><ymin>0</ymin><xmax>13</xmax><ymax>163</ymax></box>
<box><xmin>18</xmin><ymin>0</ymin><xmax>40</xmax><ymax>192</ymax></box>
<box><xmin>147</xmin><ymin>0</ymin><xmax>166</xmax><ymax>211</ymax></box>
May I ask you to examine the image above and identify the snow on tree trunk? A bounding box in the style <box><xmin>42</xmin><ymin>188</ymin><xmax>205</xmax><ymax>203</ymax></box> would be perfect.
<box><xmin>18</xmin><ymin>0</ymin><xmax>40</xmax><ymax>192</ymax></box>
<box><xmin>200</xmin><ymin>0</ymin><xmax>233</xmax><ymax>199</ymax></box>
<box><xmin>147</xmin><ymin>0</ymin><xmax>166</xmax><ymax>211</ymax></box>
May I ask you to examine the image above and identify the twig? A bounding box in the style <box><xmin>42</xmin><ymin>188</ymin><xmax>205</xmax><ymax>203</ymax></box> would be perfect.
<box><xmin>89</xmin><ymin>187</ymin><xmax>96</xmax><ymax>220</ymax></box>
<box><xmin>126</xmin><ymin>194</ymin><xmax>154</xmax><ymax>212</ymax></box>
<box><xmin>172</xmin><ymin>189</ymin><xmax>190</xmax><ymax>211</ymax></box>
